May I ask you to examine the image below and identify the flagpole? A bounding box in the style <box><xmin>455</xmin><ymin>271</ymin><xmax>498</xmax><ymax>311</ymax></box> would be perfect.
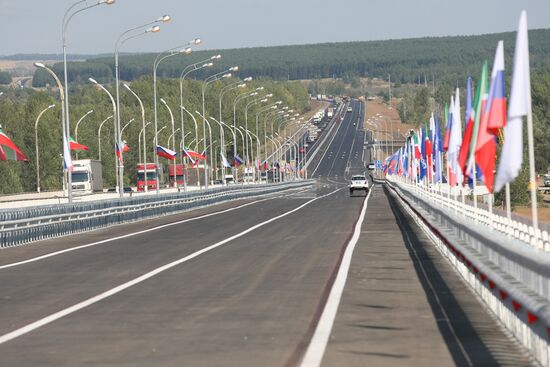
<box><xmin>526</xmin><ymin>110</ymin><xmax>539</xmax><ymax>244</ymax></box>
<box><xmin>470</xmin><ymin>158</ymin><xmax>478</xmax><ymax>209</ymax></box>
<box><xmin>505</xmin><ymin>183</ymin><xmax>512</xmax><ymax>221</ymax></box>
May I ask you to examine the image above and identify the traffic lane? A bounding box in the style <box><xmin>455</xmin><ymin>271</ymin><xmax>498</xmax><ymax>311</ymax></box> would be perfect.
<box><xmin>347</xmin><ymin>131</ymin><xmax>365</xmax><ymax>176</ymax></box>
<box><xmin>0</xmin><ymin>188</ymin><xmax>364</xmax><ymax>367</ymax></box>
<box><xmin>0</xmin><ymin>193</ymin><xmax>314</xmax><ymax>337</ymax></box>
<box><xmin>321</xmin><ymin>186</ymin><xmax>534</xmax><ymax>367</ymax></box>
<box><xmin>0</xmin><ymin>197</ymin><xmax>272</xmax><ymax>267</ymax></box>
<box><xmin>322</xmin><ymin>109</ymin><xmax>357</xmax><ymax>180</ymax></box>
<box><xmin>327</xmin><ymin>120</ymin><xmax>357</xmax><ymax>181</ymax></box>
<box><xmin>312</xmin><ymin>102</ymin><xmax>356</xmax><ymax>179</ymax></box>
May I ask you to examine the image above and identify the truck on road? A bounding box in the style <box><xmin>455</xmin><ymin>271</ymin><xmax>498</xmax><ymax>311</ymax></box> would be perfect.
<box><xmin>136</xmin><ymin>163</ymin><xmax>160</xmax><ymax>191</ymax></box>
<box><xmin>71</xmin><ymin>159</ymin><xmax>103</xmax><ymax>194</ymax></box>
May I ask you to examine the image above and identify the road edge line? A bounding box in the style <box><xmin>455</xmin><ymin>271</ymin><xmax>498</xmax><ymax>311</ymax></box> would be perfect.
<box><xmin>298</xmin><ymin>186</ymin><xmax>373</xmax><ymax>367</ymax></box>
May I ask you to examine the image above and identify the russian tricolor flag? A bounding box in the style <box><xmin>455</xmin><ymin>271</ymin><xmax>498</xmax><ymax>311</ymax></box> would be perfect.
<box><xmin>156</xmin><ymin>145</ymin><xmax>177</xmax><ymax>161</ymax></box>
<box><xmin>234</xmin><ymin>154</ymin><xmax>244</xmax><ymax>167</ymax></box>
<box><xmin>115</xmin><ymin>141</ymin><xmax>123</xmax><ymax>163</ymax></box>
<box><xmin>475</xmin><ymin>41</ymin><xmax>506</xmax><ymax>193</ymax></box>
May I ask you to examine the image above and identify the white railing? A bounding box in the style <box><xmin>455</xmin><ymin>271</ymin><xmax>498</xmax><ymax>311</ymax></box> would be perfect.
<box><xmin>384</xmin><ymin>178</ymin><xmax>550</xmax><ymax>366</ymax></box>
<box><xmin>388</xmin><ymin>176</ymin><xmax>550</xmax><ymax>251</ymax></box>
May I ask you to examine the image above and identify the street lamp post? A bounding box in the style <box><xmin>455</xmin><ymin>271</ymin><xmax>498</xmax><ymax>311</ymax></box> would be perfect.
<box><xmin>201</xmin><ymin>68</ymin><xmax>237</xmax><ymax>188</ymax></box>
<box><xmin>138</xmin><ymin>121</ymin><xmax>152</xmax><ymax>164</ymax></box>
<box><xmin>179</xmin><ymin>54</ymin><xmax>219</xmax><ymax>191</ymax></box>
<box><xmin>218</xmin><ymin>78</ymin><xmax>250</xmax><ymax>183</ymax></box>
<box><xmin>263</xmin><ymin>106</ymin><xmax>283</xmax><ymax>161</ymax></box>
<box><xmin>116</xmin><ymin>18</ymin><xmax>168</xmax><ymax>196</ymax></box>
<box><xmin>33</xmin><ymin>63</ymin><xmax>70</xmax><ymax>200</ymax></box>
<box><xmin>160</xmin><ymin>98</ymin><xmax>177</xmax><ymax>188</ymax></box>
<box><xmin>74</xmin><ymin>109</ymin><xmax>94</xmax><ymax>141</ymax></box>
<box><xmin>181</xmin><ymin>105</ymin><xmax>201</xmax><ymax>188</ymax></box>
<box><xmin>89</xmin><ymin>78</ymin><xmax>119</xmax><ymax>194</ymax></box>
<box><xmin>97</xmin><ymin>115</ymin><xmax>113</xmax><ymax>162</ymax></box>
<box><xmin>123</xmin><ymin>83</ymin><xmax>148</xmax><ymax>191</ymax></box>
<box><xmin>153</xmin><ymin>38</ymin><xmax>201</xmax><ymax>193</ymax></box>
<box><xmin>62</xmin><ymin>0</ymin><xmax>115</xmax><ymax>201</ymax></box>
<box><xmin>195</xmin><ymin>111</ymin><xmax>214</xmax><ymax>184</ymax></box>
<box><xmin>120</xmin><ymin>118</ymin><xmax>135</xmax><ymax>138</ymax></box>
<box><xmin>74</xmin><ymin>109</ymin><xmax>94</xmax><ymax>159</ymax></box>
<box><xmin>244</xmin><ymin>95</ymin><xmax>271</xmax><ymax>165</ymax></box>
<box><xmin>233</xmin><ymin>89</ymin><xmax>261</xmax><ymax>179</ymax></box>
<box><xmin>34</xmin><ymin>104</ymin><xmax>56</xmax><ymax>193</ymax></box>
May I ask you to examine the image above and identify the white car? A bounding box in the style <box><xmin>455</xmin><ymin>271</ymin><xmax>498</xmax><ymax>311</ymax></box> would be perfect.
<box><xmin>347</xmin><ymin>107</ymin><xmax>353</xmax><ymax>113</ymax></box>
<box><xmin>367</xmin><ymin>162</ymin><xmax>376</xmax><ymax>170</ymax></box>
<box><xmin>349</xmin><ymin>174</ymin><xmax>369</xmax><ymax>196</ymax></box>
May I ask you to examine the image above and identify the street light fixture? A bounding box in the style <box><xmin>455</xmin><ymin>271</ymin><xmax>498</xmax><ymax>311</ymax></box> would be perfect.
<box><xmin>160</xmin><ymin>98</ymin><xmax>177</xmax><ymax>188</ymax></box>
<box><xmin>114</xmin><ymin>18</ymin><xmax>167</xmax><ymax>195</ymax></box>
<box><xmin>153</xmin><ymin>38</ymin><xmax>201</xmax><ymax>192</ymax></box>
<box><xmin>179</xmin><ymin>55</ymin><xmax>219</xmax><ymax>191</ymax></box>
<box><xmin>89</xmin><ymin>77</ymin><xmax>121</xmax><ymax>195</ymax></box>
<box><xmin>97</xmin><ymin>115</ymin><xmax>113</xmax><ymax>162</ymax></box>
<box><xmin>74</xmin><ymin>109</ymin><xmax>94</xmax><ymax>159</ymax></box>
<box><xmin>200</xmin><ymin>67</ymin><xmax>237</xmax><ymax>188</ymax></box>
<box><xmin>123</xmin><ymin>82</ymin><xmax>149</xmax><ymax>191</ymax></box>
<box><xmin>35</xmin><ymin>104</ymin><xmax>56</xmax><ymax>193</ymax></box>
<box><xmin>34</xmin><ymin>62</ymin><xmax>72</xmax><ymax>200</ymax></box>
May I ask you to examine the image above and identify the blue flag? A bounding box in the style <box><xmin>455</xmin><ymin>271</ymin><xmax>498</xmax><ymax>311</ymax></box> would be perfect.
<box><xmin>434</xmin><ymin>111</ymin><xmax>443</xmax><ymax>183</ymax></box>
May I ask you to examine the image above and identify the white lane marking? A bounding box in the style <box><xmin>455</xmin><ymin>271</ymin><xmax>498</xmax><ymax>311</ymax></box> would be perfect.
<box><xmin>300</xmin><ymin>186</ymin><xmax>373</xmax><ymax>367</ymax></box>
<box><xmin>0</xmin><ymin>195</ymin><xmax>282</xmax><ymax>270</ymax></box>
<box><xmin>0</xmin><ymin>188</ymin><xmax>342</xmax><ymax>345</ymax></box>
<box><xmin>310</xmin><ymin>115</ymin><xmax>348</xmax><ymax>177</ymax></box>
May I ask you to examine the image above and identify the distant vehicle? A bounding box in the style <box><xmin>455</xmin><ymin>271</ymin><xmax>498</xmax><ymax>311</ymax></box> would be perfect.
<box><xmin>212</xmin><ymin>179</ymin><xmax>223</xmax><ymax>185</ymax></box>
<box><xmin>349</xmin><ymin>174</ymin><xmax>369</xmax><ymax>196</ymax></box>
<box><xmin>244</xmin><ymin>167</ymin><xmax>255</xmax><ymax>182</ymax></box>
<box><xmin>136</xmin><ymin>163</ymin><xmax>160</xmax><ymax>191</ymax></box>
<box><xmin>544</xmin><ymin>174</ymin><xmax>550</xmax><ymax>187</ymax></box>
<box><xmin>168</xmin><ymin>164</ymin><xmax>185</xmax><ymax>187</ymax></box>
<box><xmin>327</xmin><ymin>108</ymin><xmax>334</xmax><ymax>118</ymax></box>
<box><xmin>367</xmin><ymin>162</ymin><xmax>376</xmax><ymax>170</ymax></box>
<box><xmin>71</xmin><ymin>159</ymin><xmax>103</xmax><ymax>194</ymax></box>
<box><xmin>224</xmin><ymin>174</ymin><xmax>235</xmax><ymax>184</ymax></box>
<box><xmin>347</xmin><ymin>106</ymin><xmax>353</xmax><ymax>113</ymax></box>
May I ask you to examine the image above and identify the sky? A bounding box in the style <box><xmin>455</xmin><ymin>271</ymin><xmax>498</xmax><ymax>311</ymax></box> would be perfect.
<box><xmin>1</xmin><ymin>0</ymin><xmax>549</xmax><ymax>56</ymax></box>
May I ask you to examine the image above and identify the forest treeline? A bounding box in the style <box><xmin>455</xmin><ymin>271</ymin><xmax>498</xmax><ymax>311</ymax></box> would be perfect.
<box><xmin>0</xmin><ymin>77</ymin><xmax>308</xmax><ymax>194</ymax></box>
<box><xmin>29</xmin><ymin>29</ymin><xmax>550</xmax><ymax>88</ymax></box>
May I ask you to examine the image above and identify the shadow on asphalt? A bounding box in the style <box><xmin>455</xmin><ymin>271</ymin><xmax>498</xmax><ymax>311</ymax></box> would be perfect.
<box><xmin>384</xmin><ymin>185</ymin><xmax>500</xmax><ymax>366</ymax></box>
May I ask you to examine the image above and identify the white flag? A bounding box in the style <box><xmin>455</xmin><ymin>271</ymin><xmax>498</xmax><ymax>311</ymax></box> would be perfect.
<box><xmin>448</xmin><ymin>88</ymin><xmax>463</xmax><ymax>185</ymax></box>
<box><xmin>220</xmin><ymin>151</ymin><xmax>231</xmax><ymax>168</ymax></box>
<box><xmin>494</xmin><ymin>11</ymin><xmax>531</xmax><ymax>192</ymax></box>
<box><xmin>63</xmin><ymin>134</ymin><xmax>73</xmax><ymax>172</ymax></box>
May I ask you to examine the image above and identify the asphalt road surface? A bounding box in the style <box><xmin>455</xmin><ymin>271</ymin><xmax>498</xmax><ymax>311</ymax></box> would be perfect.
<box><xmin>0</xmin><ymin>100</ymin><xmax>533</xmax><ymax>366</ymax></box>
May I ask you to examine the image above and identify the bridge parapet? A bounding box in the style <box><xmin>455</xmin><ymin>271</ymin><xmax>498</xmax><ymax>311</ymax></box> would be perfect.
<box><xmin>386</xmin><ymin>178</ymin><xmax>550</xmax><ymax>367</ymax></box>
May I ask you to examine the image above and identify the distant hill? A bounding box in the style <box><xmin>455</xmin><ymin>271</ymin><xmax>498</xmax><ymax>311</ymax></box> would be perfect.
<box><xmin>29</xmin><ymin>29</ymin><xmax>550</xmax><ymax>87</ymax></box>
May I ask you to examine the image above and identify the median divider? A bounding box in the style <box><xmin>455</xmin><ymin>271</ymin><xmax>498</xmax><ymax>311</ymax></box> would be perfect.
<box><xmin>0</xmin><ymin>181</ymin><xmax>313</xmax><ymax>249</ymax></box>
<box><xmin>385</xmin><ymin>180</ymin><xmax>550</xmax><ymax>367</ymax></box>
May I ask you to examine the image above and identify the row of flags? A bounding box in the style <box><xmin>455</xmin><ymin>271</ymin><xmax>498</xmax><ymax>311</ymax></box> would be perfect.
<box><xmin>158</xmin><ymin>145</ymin><xmax>272</xmax><ymax>171</ymax></box>
<box><xmin>385</xmin><ymin>11</ymin><xmax>531</xmax><ymax>195</ymax></box>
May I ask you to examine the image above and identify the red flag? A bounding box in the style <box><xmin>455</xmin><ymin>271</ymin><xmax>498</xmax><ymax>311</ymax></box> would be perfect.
<box><xmin>69</xmin><ymin>137</ymin><xmax>89</xmax><ymax>151</ymax></box>
<box><xmin>0</xmin><ymin>128</ymin><xmax>28</xmax><ymax>161</ymax></box>
<box><xmin>475</xmin><ymin>41</ymin><xmax>506</xmax><ymax>193</ymax></box>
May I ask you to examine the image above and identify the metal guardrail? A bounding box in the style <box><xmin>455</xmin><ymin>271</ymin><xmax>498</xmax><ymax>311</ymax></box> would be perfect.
<box><xmin>0</xmin><ymin>181</ymin><xmax>313</xmax><ymax>249</ymax></box>
<box><xmin>386</xmin><ymin>180</ymin><xmax>550</xmax><ymax>366</ymax></box>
